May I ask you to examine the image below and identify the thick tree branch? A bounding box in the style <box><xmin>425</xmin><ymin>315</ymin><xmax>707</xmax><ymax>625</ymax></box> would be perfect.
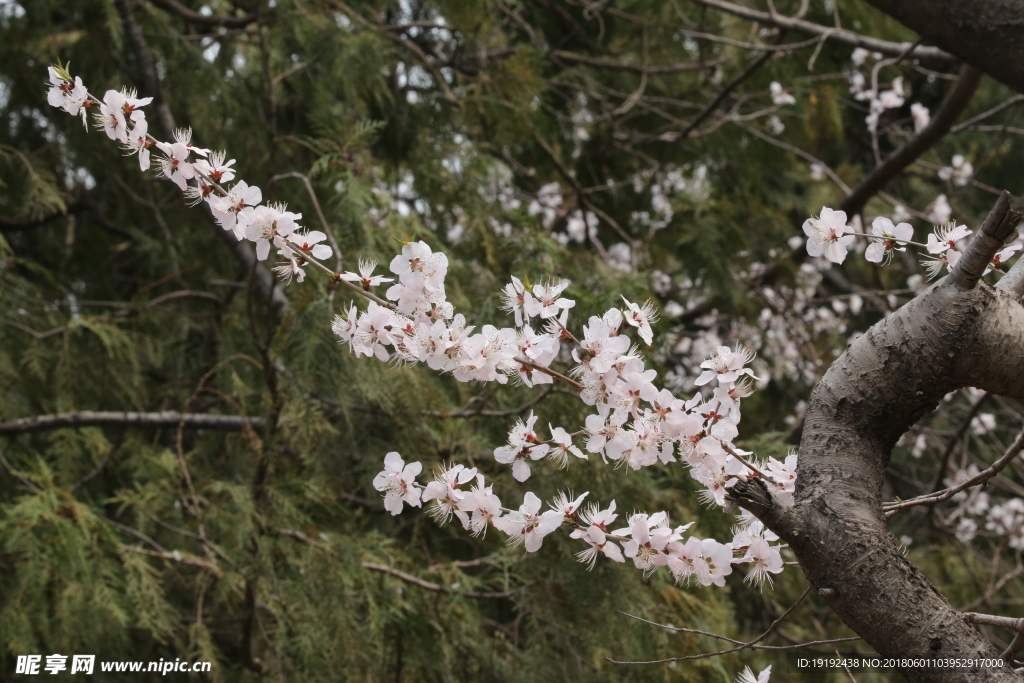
<box><xmin>764</xmin><ymin>192</ymin><xmax>1024</xmax><ymax>681</ymax></box>
<box><xmin>0</xmin><ymin>411</ymin><xmax>264</xmax><ymax>436</ymax></box>
<box><xmin>997</xmin><ymin>258</ymin><xmax>1024</xmax><ymax>299</ymax></box>
<box><xmin>864</xmin><ymin>0</ymin><xmax>1024</xmax><ymax>94</ymax></box>
<box><xmin>949</xmin><ymin>191</ymin><xmax>1022</xmax><ymax>290</ymax></box>
<box><xmin>839</xmin><ymin>64</ymin><xmax>982</xmax><ymax>217</ymax></box>
<box><xmin>686</xmin><ymin>0</ymin><xmax>956</xmax><ymax>63</ymax></box>
<box><xmin>727</xmin><ymin>477</ymin><xmax>800</xmax><ymax>539</ymax></box>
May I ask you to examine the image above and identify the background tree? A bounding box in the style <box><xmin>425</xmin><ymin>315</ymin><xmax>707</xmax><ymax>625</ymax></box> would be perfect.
<box><xmin>3</xmin><ymin>1</ymin><xmax>1024</xmax><ymax>681</ymax></box>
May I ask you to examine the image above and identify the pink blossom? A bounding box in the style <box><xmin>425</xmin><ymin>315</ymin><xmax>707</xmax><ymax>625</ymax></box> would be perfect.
<box><xmin>372</xmin><ymin>452</ymin><xmax>422</xmax><ymax>515</ymax></box>
<box><xmin>493</xmin><ymin>492</ymin><xmax>563</xmax><ymax>552</ymax></box>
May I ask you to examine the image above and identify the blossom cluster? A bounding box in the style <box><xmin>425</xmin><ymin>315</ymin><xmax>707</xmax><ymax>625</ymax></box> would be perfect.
<box><xmin>346</xmin><ymin>239</ymin><xmax>794</xmax><ymax>587</ymax></box>
<box><xmin>839</xmin><ymin>47</ymin><xmax>983</xmax><ymax>219</ymax></box>
<box><xmin>846</xmin><ymin>48</ymin><xmax>915</xmax><ymax>134</ymax></box>
<box><xmin>801</xmin><ymin>205</ymin><xmax>1021</xmax><ymax>280</ymax></box>
<box><xmin>47</xmin><ymin>63</ymin><xmax>793</xmax><ymax>595</ymax></box>
<box><xmin>373</xmin><ymin>452</ymin><xmax>788</xmax><ymax>590</ymax></box>
<box><xmin>45</xmin><ymin>64</ymin><xmax>332</xmax><ymax>284</ymax></box>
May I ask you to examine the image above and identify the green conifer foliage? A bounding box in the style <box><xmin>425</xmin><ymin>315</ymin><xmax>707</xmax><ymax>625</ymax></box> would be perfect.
<box><xmin>2</xmin><ymin>2</ymin><xmax>1023</xmax><ymax>682</ymax></box>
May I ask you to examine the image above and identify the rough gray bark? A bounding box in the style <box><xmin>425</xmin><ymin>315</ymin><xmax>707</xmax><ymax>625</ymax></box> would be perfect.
<box><xmin>731</xmin><ymin>194</ymin><xmax>1024</xmax><ymax>682</ymax></box>
<box><xmin>864</xmin><ymin>0</ymin><xmax>1024</xmax><ymax>95</ymax></box>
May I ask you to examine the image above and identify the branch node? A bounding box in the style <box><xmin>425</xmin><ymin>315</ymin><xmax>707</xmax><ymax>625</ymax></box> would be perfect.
<box><xmin>949</xmin><ymin>191</ymin><xmax>1023</xmax><ymax>290</ymax></box>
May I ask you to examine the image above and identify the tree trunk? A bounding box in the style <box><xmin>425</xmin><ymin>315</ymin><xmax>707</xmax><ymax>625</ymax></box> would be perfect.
<box><xmin>864</xmin><ymin>0</ymin><xmax>1024</xmax><ymax>94</ymax></box>
<box><xmin>732</xmin><ymin>195</ymin><xmax>1024</xmax><ymax>681</ymax></box>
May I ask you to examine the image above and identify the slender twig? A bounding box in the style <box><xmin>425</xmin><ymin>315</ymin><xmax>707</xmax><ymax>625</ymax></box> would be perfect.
<box><xmin>884</xmin><ymin>428</ymin><xmax>1024</xmax><ymax>517</ymax></box>
<box><xmin>533</xmin><ymin>134</ymin><xmax>635</xmax><ymax>257</ymax></box>
<box><xmin>685</xmin><ymin>0</ymin><xmax>955</xmax><ymax>62</ymax></box>
<box><xmin>931</xmin><ymin>391</ymin><xmax>991</xmax><ymax>496</ymax></box>
<box><xmin>952</xmin><ymin>95</ymin><xmax>1024</xmax><ymax>133</ymax></box>
<box><xmin>608</xmin><ymin>586</ymin><xmax>812</xmax><ymax>664</ymax></box>
<box><xmin>425</xmin><ymin>386</ymin><xmax>555</xmax><ymax>419</ymax></box>
<box><xmin>731</xmin><ymin>121</ymin><xmax>851</xmax><ymax>194</ymax></box>
<box><xmin>123</xmin><ymin>545</ymin><xmax>224</xmax><ymax>577</ymax></box>
<box><xmin>269</xmin><ymin>172</ymin><xmax>343</xmax><ymax>272</ymax></box>
<box><xmin>69</xmin><ymin>439</ymin><xmax>121</xmax><ymax>492</ymax></box>
<box><xmin>676</xmin><ymin>28</ymin><xmax>824</xmax><ymax>52</ymax></box>
<box><xmin>549</xmin><ymin>49</ymin><xmax>720</xmax><ymax>75</ymax></box>
<box><xmin>680</xmin><ymin>30</ymin><xmax>788</xmax><ymax>140</ymax></box>
<box><xmin>0</xmin><ymin>449</ymin><xmax>41</xmax><ymax>490</ymax></box>
<box><xmin>330</xmin><ymin>0</ymin><xmax>460</xmax><ymax>106</ymax></box>
<box><xmin>517</xmin><ymin>357</ymin><xmax>582</xmax><ymax>390</ymax></box>
<box><xmin>361</xmin><ymin>562</ymin><xmax>525</xmax><ymax>599</ymax></box>
<box><xmin>836</xmin><ymin>648</ymin><xmax>859</xmax><ymax>682</ymax></box>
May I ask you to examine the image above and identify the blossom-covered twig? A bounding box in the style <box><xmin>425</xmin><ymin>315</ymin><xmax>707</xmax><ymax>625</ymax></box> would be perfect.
<box><xmin>45</xmin><ymin>62</ymin><xmax>793</xmax><ymax>603</ymax></box>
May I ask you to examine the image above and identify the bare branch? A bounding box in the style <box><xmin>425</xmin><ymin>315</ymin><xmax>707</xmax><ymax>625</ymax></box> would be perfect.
<box><xmin>549</xmin><ymin>50</ymin><xmax>721</xmax><ymax>75</ymax></box>
<box><xmin>732</xmin><ymin>121</ymin><xmax>851</xmax><ymax>194</ymax></box>
<box><xmin>608</xmin><ymin>586</ymin><xmax>812</xmax><ymax>664</ymax></box>
<box><xmin>361</xmin><ymin>562</ymin><xmax>525</xmax><ymax>599</ymax></box>
<box><xmin>883</xmin><ymin>428</ymin><xmax>1024</xmax><ymax>518</ymax></box>
<box><xmin>123</xmin><ymin>545</ymin><xmax>224</xmax><ymax>577</ymax></box>
<box><xmin>331</xmin><ymin>0</ymin><xmax>460</xmax><ymax>106</ymax></box>
<box><xmin>679</xmin><ymin>31</ymin><xmax>788</xmax><ymax>140</ymax></box>
<box><xmin>952</xmin><ymin>95</ymin><xmax>1024</xmax><ymax>133</ymax></box>
<box><xmin>620</xmin><ymin>611</ymin><xmax>863</xmax><ymax>652</ymax></box>
<box><xmin>425</xmin><ymin>386</ymin><xmax>555</xmax><ymax>419</ymax></box>
<box><xmin>0</xmin><ymin>449</ymin><xmax>40</xmax><ymax>490</ymax></box>
<box><xmin>0</xmin><ymin>411</ymin><xmax>264</xmax><ymax>436</ymax></box>
<box><xmin>533</xmin><ymin>134</ymin><xmax>635</xmax><ymax>254</ymax></box>
<box><xmin>686</xmin><ymin>0</ymin><xmax>956</xmax><ymax>63</ymax></box>
<box><xmin>0</xmin><ymin>318</ymin><xmax>70</xmax><ymax>341</ymax></box>
<box><xmin>932</xmin><ymin>391</ymin><xmax>990</xmax><ymax>497</ymax></box>
<box><xmin>676</xmin><ymin>28</ymin><xmax>826</xmax><ymax>52</ymax></box>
